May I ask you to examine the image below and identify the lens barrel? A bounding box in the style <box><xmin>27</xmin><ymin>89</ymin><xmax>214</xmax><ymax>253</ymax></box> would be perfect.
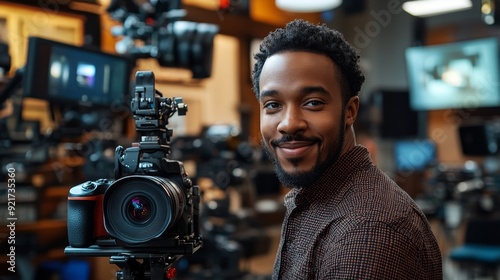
<box><xmin>103</xmin><ymin>175</ymin><xmax>184</xmax><ymax>244</ymax></box>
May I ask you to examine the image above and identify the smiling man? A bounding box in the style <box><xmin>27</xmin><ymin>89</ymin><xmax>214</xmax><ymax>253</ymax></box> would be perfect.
<box><xmin>252</xmin><ymin>19</ymin><xmax>442</xmax><ymax>279</ymax></box>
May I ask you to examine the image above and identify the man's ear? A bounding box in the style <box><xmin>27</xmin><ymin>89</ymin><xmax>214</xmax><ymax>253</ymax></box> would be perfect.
<box><xmin>345</xmin><ymin>96</ymin><xmax>359</xmax><ymax>128</ymax></box>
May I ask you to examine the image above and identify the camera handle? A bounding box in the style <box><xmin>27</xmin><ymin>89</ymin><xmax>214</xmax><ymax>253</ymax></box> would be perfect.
<box><xmin>110</xmin><ymin>254</ymin><xmax>180</xmax><ymax>280</ymax></box>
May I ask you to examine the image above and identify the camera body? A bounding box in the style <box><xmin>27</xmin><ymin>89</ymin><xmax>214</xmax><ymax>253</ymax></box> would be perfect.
<box><xmin>67</xmin><ymin>178</ymin><xmax>111</xmax><ymax>248</ymax></box>
<box><xmin>67</xmin><ymin>158</ymin><xmax>197</xmax><ymax>251</ymax></box>
<box><xmin>66</xmin><ymin>71</ymin><xmax>201</xmax><ymax>256</ymax></box>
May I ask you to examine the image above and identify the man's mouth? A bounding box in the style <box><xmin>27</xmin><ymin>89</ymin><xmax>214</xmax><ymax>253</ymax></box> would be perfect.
<box><xmin>276</xmin><ymin>141</ymin><xmax>315</xmax><ymax>159</ymax></box>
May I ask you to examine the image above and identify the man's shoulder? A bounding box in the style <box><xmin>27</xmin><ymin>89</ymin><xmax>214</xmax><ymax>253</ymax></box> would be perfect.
<box><xmin>341</xmin><ymin>165</ymin><xmax>425</xmax><ymax>222</ymax></box>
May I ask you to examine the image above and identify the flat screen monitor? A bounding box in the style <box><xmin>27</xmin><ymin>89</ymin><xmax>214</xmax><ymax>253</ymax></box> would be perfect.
<box><xmin>405</xmin><ymin>37</ymin><xmax>500</xmax><ymax>111</ymax></box>
<box><xmin>394</xmin><ymin>139</ymin><xmax>436</xmax><ymax>172</ymax></box>
<box><xmin>459</xmin><ymin>123</ymin><xmax>499</xmax><ymax>156</ymax></box>
<box><xmin>23</xmin><ymin>36</ymin><xmax>133</xmax><ymax>108</ymax></box>
<box><xmin>371</xmin><ymin>89</ymin><xmax>420</xmax><ymax>139</ymax></box>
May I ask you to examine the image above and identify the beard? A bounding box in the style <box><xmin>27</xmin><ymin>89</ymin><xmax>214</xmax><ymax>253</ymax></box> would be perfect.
<box><xmin>262</xmin><ymin>116</ymin><xmax>346</xmax><ymax>189</ymax></box>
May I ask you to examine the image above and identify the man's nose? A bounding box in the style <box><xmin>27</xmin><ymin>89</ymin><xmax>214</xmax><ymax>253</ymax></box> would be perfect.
<box><xmin>277</xmin><ymin>107</ymin><xmax>307</xmax><ymax>135</ymax></box>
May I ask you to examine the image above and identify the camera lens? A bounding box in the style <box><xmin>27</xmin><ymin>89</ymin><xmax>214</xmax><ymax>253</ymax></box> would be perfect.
<box><xmin>128</xmin><ymin>196</ymin><xmax>151</xmax><ymax>223</ymax></box>
<box><xmin>103</xmin><ymin>175</ymin><xmax>185</xmax><ymax>244</ymax></box>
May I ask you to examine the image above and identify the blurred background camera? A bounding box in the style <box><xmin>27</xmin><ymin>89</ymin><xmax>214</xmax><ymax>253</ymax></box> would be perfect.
<box><xmin>107</xmin><ymin>0</ymin><xmax>219</xmax><ymax>79</ymax></box>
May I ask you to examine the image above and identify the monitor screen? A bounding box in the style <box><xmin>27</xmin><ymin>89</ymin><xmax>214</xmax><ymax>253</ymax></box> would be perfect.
<box><xmin>394</xmin><ymin>139</ymin><xmax>436</xmax><ymax>171</ymax></box>
<box><xmin>371</xmin><ymin>89</ymin><xmax>420</xmax><ymax>139</ymax></box>
<box><xmin>405</xmin><ymin>37</ymin><xmax>500</xmax><ymax>111</ymax></box>
<box><xmin>459</xmin><ymin>123</ymin><xmax>500</xmax><ymax>156</ymax></box>
<box><xmin>23</xmin><ymin>36</ymin><xmax>133</xmax><ymax>108</ymax></box>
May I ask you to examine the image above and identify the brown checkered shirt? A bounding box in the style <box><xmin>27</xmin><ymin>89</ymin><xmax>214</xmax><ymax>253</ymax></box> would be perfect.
<box><xmin>273</xmin><ymin>145</ymin><xmax>442</xmax><ymax>279</ymax></box>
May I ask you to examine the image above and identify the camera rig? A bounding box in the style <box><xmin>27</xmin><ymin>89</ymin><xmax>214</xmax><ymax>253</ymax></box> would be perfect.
<box><xmin>114</xmin><ymin>70</ymin><xmax>188</xmax><ymax>178</ymax></box>
<box><xmin>64</xmin><ymin>71</ymin><xmax>201</xmax><ymax>280</ymax></box>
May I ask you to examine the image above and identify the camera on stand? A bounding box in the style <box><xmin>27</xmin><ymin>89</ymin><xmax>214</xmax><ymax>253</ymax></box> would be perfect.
<box><xmin>64</xmin><ymin>71</ymin><xmax>202</xmax><ymax>280</ymax></box>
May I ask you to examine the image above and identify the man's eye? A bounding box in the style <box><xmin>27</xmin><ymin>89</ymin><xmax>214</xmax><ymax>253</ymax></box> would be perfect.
<box><xmin>305</xmin><ymin>100</ymin><xmax>324</xmax><ymax>107</ymax></box>
<box><xmin>264</xmin><ymin>102</ymin><xmax>280</xmax><ymax>109</ymax></box>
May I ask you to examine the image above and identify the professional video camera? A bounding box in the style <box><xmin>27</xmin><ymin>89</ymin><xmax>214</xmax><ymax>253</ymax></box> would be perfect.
<box><xmin>64</xmin><ymin>71</ymin><xmax>202</xmax><ymax>280</ymax></box>
<box><xmin>106</xmin><ymin>0</ymin><xmax>219</xmax><ymax>79</ymax></box>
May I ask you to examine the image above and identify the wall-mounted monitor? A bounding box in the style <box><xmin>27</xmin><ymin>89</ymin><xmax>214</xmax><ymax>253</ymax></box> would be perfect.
<box><xmin>23</xmin><ymin>36</ymin><xmax>133</xmax><ymax>109</ymax></box>
<box><xmin>405</xmin><ymin>37</ymin><xmax>500</xmax><ymax>111</ymax></box>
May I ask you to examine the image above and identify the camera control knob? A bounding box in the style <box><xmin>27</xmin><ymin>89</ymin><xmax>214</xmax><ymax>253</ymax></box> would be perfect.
<box><xmin>97</xmin><ymin>178</ymin><xmax>110</xmax><ymax>184</ymax></box>
<box><xmin>82</xmin><ymin>181</ymin><xmax>95</xmax><ymax>191</ymax></box>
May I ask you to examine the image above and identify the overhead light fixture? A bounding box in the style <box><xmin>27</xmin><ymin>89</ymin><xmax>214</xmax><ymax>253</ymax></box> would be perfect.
<box><xmin>275</xmin><ymin>0</ymin><xmax>342</xmax><ymax>13</ymax></box>
<box><xmin>402</xmin><ymin>0</ymin><xmax>473</xmax><ymax>17</ymax></box>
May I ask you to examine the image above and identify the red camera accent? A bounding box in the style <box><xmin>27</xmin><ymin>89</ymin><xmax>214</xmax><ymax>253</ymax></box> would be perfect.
<box><xmin>94</xmin><ymin>194</ymin><xmax>107</xmax><ymax>238</ymax></box>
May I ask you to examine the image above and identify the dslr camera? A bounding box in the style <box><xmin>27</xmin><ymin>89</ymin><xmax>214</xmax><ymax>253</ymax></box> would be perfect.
<box><xmin>64</xmin><ymin>71</ymin><xmax>201</xmax><ymax>279</ymax></box>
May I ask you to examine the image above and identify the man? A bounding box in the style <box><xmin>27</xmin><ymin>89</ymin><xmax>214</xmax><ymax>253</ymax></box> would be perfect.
<box><xmin>252</xmin><ymin>19</ymin><xmax>442</xmax><ymax>279</ymax></box>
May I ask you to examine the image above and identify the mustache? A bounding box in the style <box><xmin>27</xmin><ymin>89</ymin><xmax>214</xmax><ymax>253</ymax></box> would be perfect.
<box><xmin>271</xmin><ymin>135</ymin><xmax>320</xmax><ymax>147</ymax></box>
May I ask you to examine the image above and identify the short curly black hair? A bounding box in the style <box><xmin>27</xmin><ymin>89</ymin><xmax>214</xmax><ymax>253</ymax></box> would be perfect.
<box><xmin>252</xmin><ymin>19</ymin><xmax>365</xmax><ymax>105</ymax></box>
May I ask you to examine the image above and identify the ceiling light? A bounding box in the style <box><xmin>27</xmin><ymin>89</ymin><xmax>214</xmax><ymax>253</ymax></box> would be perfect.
<box><xmin>402</xmin><ymin>0</ymin><xmax>473</xmax><ymax>17</ymax></box>
<box><xmin>275</xmin><ymin>0</ymin><xmax>342</xmax><ymax>13</ymax></box>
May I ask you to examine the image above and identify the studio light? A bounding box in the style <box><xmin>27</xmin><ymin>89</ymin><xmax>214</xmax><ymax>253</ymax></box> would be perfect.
<box><xmin>275</xmin><ymin>0</ymin><xmax>342</xmax><ymax>12</ymax></box>
<box><xmin>402</xmin><ymin>0</ymin><xmax>472</xmax><ymax>17</ymax></box>
<box><xmin>482</xmin><ymin>0</ymin><xmax>498</xmax><ymax>25</ymax></box>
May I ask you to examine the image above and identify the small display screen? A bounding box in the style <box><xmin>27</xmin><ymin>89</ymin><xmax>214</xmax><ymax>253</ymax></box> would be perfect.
<box><xmin>394</xmin><ymin>139</ymin><xmax>436</xmax><ymax>171</ymax></box>
<box><xmin>24</xmin><ymin>37</ymin><xmax>132</xmax><ymax>108</ymax></box>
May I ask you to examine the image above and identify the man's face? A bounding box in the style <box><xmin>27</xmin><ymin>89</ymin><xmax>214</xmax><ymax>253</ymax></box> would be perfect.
<box><xmin>259</xmin><ymin>51</ymin><xmax>349</xmax><ymax>188</ymax></box>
